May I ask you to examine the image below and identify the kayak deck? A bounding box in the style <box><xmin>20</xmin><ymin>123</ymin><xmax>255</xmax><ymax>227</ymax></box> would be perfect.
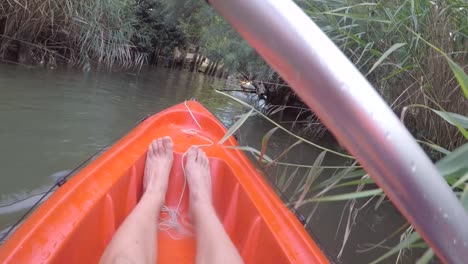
<box><xmin>0</xmin><ymin>101</ymin><xmax>328</xmax><ymax>263</ymax></box>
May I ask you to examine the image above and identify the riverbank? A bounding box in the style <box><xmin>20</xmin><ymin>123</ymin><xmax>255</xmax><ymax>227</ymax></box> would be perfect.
<box><xmin>0</xmin><ymin>0</ymin><xmax>142</xmax><ymax>68</ymax></box>
<box><xmin>0</xmin><ymin>0</ymin><xmax>227</xmax><ymax>78</ymax></box>
<box><xmin>239</xmin><ymin>0</ymin><xmax>467</xmax><ymax>154</ymax></box>
<box><xmin>1</xmin><ymin>1</ymin><xmax>466</xmax><ymax>262</ymax></box>
<box><xmin>2</xmin><ymin>0</ymin><xmax>465</xmax><ymax>153</ymax></box>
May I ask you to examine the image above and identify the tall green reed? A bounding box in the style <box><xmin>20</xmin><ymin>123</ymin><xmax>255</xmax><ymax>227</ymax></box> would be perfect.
<box><xmin>298</xmin><ymin>0</ymin><xmax>467</xmax><ymax>151</ymax></box>
<box><xmin>216</xmin><ymin>22</ymin><xmax>468</xmax><ymax>260</ymax></box>
<box><xmin>0</xmin><ymin>0</ymin><xmax>143</xmax><ymax>69</ymax></box>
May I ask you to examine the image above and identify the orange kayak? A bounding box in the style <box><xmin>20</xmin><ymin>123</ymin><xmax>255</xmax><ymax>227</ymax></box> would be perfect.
<box><xmin>0</xmin><ymin>101</ymin><xmax>328</xmax><ymax>263</ymax></box>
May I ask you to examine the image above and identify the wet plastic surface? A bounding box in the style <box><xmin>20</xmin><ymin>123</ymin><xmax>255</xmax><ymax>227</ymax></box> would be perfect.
<box><xmin>0</xmin><ymin>101</ymin><xmax>328</xmax><ymax>263</ymax></box>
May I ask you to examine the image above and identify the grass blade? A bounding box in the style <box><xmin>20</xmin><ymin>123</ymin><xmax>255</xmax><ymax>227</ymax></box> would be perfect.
<box><xmin>326</xmin><ymin>3</ymin><xmax>378</xmax><ymax>13</ymax></box>
<box><xmin>281</xmin><ymin>167</ymin><xmax>300</xmax><ymax>192</ymax></box>
<box><xmin>451</xmin><ymin>172</ymin><xmax>468</xmax><ymax>190</ymax></box>
<box><xmin>405</xmin><ymin>104</ymin><xmax>468</xmax><ymax>140</ymax></box>
<box><xmin>370</xmin><ymin>231</ymin><xmax>421</xmax><ymax>264</ymax></box>
<box><xmin>313</xmin><ymin>162</ymin><xmax>362</xmax><ymax>198</ymax></box>
<box><xmin>417</xmin><ymin>140</ymin><xmax>450</xmax><ymax>155</ymax></box>
<box><xmin>436</xmin><ymin>143</ymin><xmax>468</xmax><ymax>178</ymax></box>
<box><xmin>259</xmin><ymin>127</ymin><xmax>280</xmax><ymax>163</ymax></box>
<box><xmin>411</xmin><ymin>30</ymin><xmax>468</xmax><ymax>99</ymax></box>
<box><xmin>313</xmin><ymin>167</ymin><xmax>366</xmax><ymax>191</ymax></box>
<box><xmin>461</xmin><ymin>185</ymin><xmax>468</xmax><ymax>209</ymax></box>
<box><xmin>432</xmin><ymin>110</ymin><xmax>468</xmax><ymax>128</ymax></box>
<box><xmin>265</xmin><ymin>140</ymin><xmax>302</xmax><ymax>168</ymax></box>
<box><xmin>226</xmin><ymin>145</ymin><xmax>273</xmax><ymax>162</ymax></box>
<box><xmin>215</xmin><ymin>90</ymin><xmax>354</xmax><ymax>158</ymax></box>
<box><xmin>416</xmin><ymin>248</ymin><xmax>434</xmax><ymax>264</ymax></box>
<box><xmin>218</xmin><ymin>109</ymin><xmax>254</xmax><ymax>144</ymax></box>
<box><xmin>447</xmin><ymin>60</ymin><xmax>468</xmax><ymax>99</ymax></box>
<box><xmin>294</xmin><ymin>151</ymin><xmax>326</xmax><ymax>209</ymax></box>
<box><xmin>277</xmin><ymin>165</ymin><xmax>289</xmax><ymax>188</ymax></box>
<box><xmin>322</xmin><ymin>12</ymin><xmax>391</xmax><ymax>23</ymax></box>
<box><xmin>367</xmin><ymin>43</ymin><xmax>406</xmax><ymax>75</ymax></box>
<box><xmin>356</xmin><ymin>223</ymin><xmax>410</xmax><ymax>253</ymax></box>
<box><xmin>302</xmin><ymin>189</ymin><xmax>383</xmax><ymax>204</ymax></box>
<box><xmin>333</xmin><ymin>178</ymin><xmax>374</xmax><ymax>188</ymax></box>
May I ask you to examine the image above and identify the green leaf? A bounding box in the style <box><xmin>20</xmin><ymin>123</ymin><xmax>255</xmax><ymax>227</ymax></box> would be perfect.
<box><xmin>382</xmin><ymin>65</ymin><xmax>413</xmax><ymax>81</ymax></box>
<box><xmin>408</xmin><ymin>104</ymin><xmax>468</xmax><ymax>139</ymax></box>
<box><xmin>313</xmin><ymin>167</ymin><xmax>366</xmax><ymax>190</ymax></box>
<box><xmin>411</xmin><ymin>31</ymin><xmax>468</xmax><ymax>99</ymax></box>
<box><xmin>461</xmin><ymin>185</ymin><xmax>468</xmax><ymax>210</ymax></box>
<box><xmin>259</xmin><ymin>127</ymin><xmax>280</xmax><ymax>163</ymax></box>
<box><xmin>215</xmin><ymin>90</ymin><xmax>354</xmax><ymax>159</ymax></box>
<box><xmin>451</xmin><ymin>172</ymin><xmax>468</xmax><ymax>190</ymax></box>
<box><xmin>410</xmin><ymin>0</ymin><xmax>419</xmax><ymax>31</ymax></box>
<box><xmin>313</xmin><ymin>163</ymin><xmax>363</xmax><ymax>198</ymax></box>
<box><xmin>302</xmin><ymin>189</ymin><xmax>382</xmax><ymax>204</ymax></box>
<box><xmin>416</xmin><ymin>248</ymin><xmax>434</xmax><ymax>264</ymax></box>
<box><xmin>218</xmin><ymin>109</ymin><xmax>254</xmax><ymax>144</ymax></box>
<box><xmin>432</xmin><ymin>110</ymin><xmax>468</xmax><ymax>128</ymax></box>
<box><xmin>436</xmin><ymin>143</ymin><xmax>468</xmax><ymax>177</ymax></box>
<box><xmin>322</xmin><ymin>12</ymin><xmax>391</xmax><ymax>23</ymax></box>
<box><xmin>281</xmin><ymin>167</ymin><xmax>300</xmax><ymax>192</ymax></box>
<box><xmin>417</xmin><ymin>140</ymin><xmax>451</xmax><ymax>155</ymax></box>
<box><xmin>327</xmin><ymin>3</ymin><xmax>378</xmax><ymax>13</ymax></box>
<box><xmin>367</xmin><ymin>43</ymin><xmax>406</xmax><ymax>75</ymax></box>
<box><xmin>370</xmin><ymin>232</ymin><xmax>421</xmax><ymax>264</ymax></box>
<box><xmin>226</xmin><ymin>145</ymin><xmax>273</xmax><ymax>162</ymax></box>
<box><xmin>448</xmin><ymin>59</ymin><xmax>468</xmax><ymax>99</ymax></box>
<box><xmin>265</xmin><ymin>140</ymin><xmax>302</xmax><ymax>168</ymax></box>
<box><xmin>294</xmin><ymin>151</ymin><xmax>326</xmax><ymax>209</ymax></box>
<box><xmin>333</xmin><ymin>178</ymin><xmax>375</xmax><ymax>188</ymax></box>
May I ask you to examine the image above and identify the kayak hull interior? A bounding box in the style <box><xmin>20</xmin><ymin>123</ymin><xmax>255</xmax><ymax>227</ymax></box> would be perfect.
<box><xmin>0</xmin><ymin>101</ymin><xmax>328</xmax><ymax>263</ymax></box>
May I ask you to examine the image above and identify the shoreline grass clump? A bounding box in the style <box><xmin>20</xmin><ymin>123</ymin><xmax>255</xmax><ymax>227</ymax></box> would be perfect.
<box><xmin>230</xmin><ymin>0</ymin><xmax>467</xmax><ymax>152</ymax></box>
<box><xmin>0</xmin><ymin>0</ymin><xmax>144</xmax><ymax>69</ymax></box>
<box><xmin>219</xmin><ymin>84</ymin><xmax>468</xmax><ymax>263</ymax></box>
<box><xmin>216</xmin><ymin>8</ymin><xmax>468</xmax><ymax>257</ymax></box>
<box><xmin>295</xmin><ymin>0</ymin><xmax>467</xmax><ymax>151</ymax></box>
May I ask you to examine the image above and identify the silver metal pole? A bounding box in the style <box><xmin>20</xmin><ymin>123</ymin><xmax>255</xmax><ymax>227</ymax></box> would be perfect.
<box><xmin>208</xmin><ymin>0</ymin><xmax>468</xmax><ymax>262</ymax></box>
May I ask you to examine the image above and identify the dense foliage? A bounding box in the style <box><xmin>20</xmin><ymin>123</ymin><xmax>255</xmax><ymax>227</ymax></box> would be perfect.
<box><xmin>1</xmin><ymin>0</ymin><xmax>466</xmax><ymax>262</ymax></box>
<box><xmin>133</xmin><ymin>0</ymin><xmax>186</xmax><ymax>66</ymax></box>
<box><xmin>189</xmin><ymin>0</ymin><xmax>467</xmax><ymax>151</ymax></box>
<box><xmin>0</xmin><ymin>0</ymin><xmax>143</xmax><ymax>68</ymax></box>
<box><xmin>1</xmin><ymin>0</ymin><xmax>465</xmax><ymax>152</ymax></box>
<box><xmin>148</xmin><ymin>0</ymin><xmax>467</xmax><ymax>151</ymax></box>
<box><xmin>296</xmin><ymin>0</ymin><xmax>467</xmax><ymax>150</ymax></box>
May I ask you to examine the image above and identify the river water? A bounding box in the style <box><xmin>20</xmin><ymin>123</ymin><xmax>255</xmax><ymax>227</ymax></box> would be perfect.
<box><xmin>0</xmin><ymin>65</ymin><xmax>418</xmax><ymax>263</ymax></box>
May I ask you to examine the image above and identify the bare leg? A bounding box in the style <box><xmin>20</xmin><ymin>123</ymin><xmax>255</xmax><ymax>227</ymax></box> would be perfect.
<box><xmin>185</xmin><ymin>146</ymin><xmax>244</xmax><ymax>264</ymax></box>
<box><xmin>100</xmin><ymin>137</ymin><xmax>173</xmax><ymax>264</ymax></box>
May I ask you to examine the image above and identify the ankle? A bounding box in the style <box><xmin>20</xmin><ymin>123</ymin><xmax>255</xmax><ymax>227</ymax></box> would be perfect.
<box><xmin>190</xmin><ymin>194</ymin><xmax>212</xmax><ymax>209</ymax></box>
<box><xmin>191</xmin><ymin>200</ymin><xmax>216</xmax><ymax>218</ymax></box>
<box><xmin>142</xmin><ymin>189</ymin><xmax>165</xmax><ymax>205</ymax></box>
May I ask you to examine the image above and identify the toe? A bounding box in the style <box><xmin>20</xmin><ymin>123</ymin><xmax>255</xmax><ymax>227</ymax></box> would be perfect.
<box><xmin>148</xmin><ymin>141</ymin><xmax>155</xmax><ymax>158</ymax></box>
<box><xmin>151</xmin><ymin>140</ymin><xmax>159</xmax><ymax>156</ymax></box>
<box><xmin>203</xmin><ymin>153</ymin><xmax>210</xmax><ymax>167</ymax></box>
<box><xmin>197</xmin><ymin>148</ymin><xmax>203</xmax><ymax>162</ymax></box>
<box><xmin>200</xmin><ymin>151</ymin><xmax>207</xmax><ymax>166</ymax></box>
<box><xmin>187</xmin><ymin>146</ymin><xmax>197</xmax><ymax>163</ymax></box>
<box><xmin>156</xmin><ymin>138</ymin><xmax>164</xmax><ymax>155</ymax></box>
<box><xmin>163</xmin><ymin>136</ymin><xmax>173</xmax><ymax>153</ymax></box>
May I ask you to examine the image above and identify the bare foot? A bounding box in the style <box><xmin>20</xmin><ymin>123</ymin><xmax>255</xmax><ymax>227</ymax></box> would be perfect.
<box><xmin>144</xmin><ymin>137</ymin><xmax>174</xmax><ymax>200</ymax></box>
<box><xmin>185</xmin><ymin>146</ymin><xmax>212</xmax><ymax>208</ymax></box>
